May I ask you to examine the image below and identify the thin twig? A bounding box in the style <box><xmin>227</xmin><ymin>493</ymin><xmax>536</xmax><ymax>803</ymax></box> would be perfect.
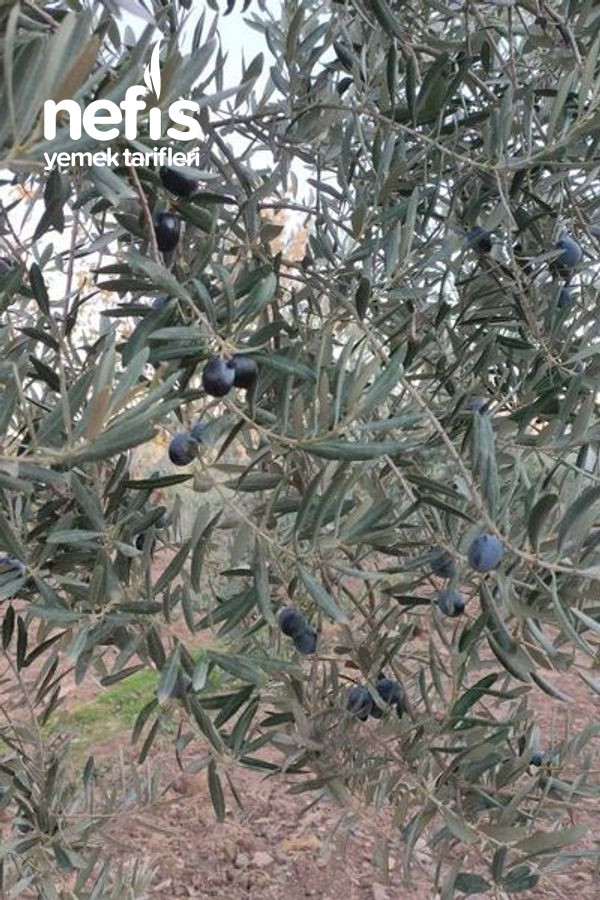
<box><xmin>24</xmin><ymin>0</ymin><xmax>59</xmax><ymax>30</ymax></box>
<box><xmin>127</xmin><ymin>164</ymin><xmax>161</xmax><ymax>264</ymax></box>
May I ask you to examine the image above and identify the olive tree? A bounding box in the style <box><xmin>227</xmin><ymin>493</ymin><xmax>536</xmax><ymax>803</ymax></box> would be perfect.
<box><xmin>1</xmin><ymin>0</ymin><xmax>600</xmax><ymax>895</ymax></box>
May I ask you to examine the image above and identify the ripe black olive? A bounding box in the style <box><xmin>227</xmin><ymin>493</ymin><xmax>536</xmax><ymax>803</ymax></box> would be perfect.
<box><xmin>159</xmin><ymin>166</ymin><xmax>197</xmax><ymax>198</ymax></box>
<box><xmin>154</xmin><ymin>212</ymin><xmax>181</xmax><ymax>252</ymax></box>
<box><xmin>202</xmin><ymin>357</ymin><xmax>235</xmax><ymax>397</ymax></box>
<box><xmin>230</xmin><ymin>354</ymin><xmax>258</xmax><ymax>389</ymax></box>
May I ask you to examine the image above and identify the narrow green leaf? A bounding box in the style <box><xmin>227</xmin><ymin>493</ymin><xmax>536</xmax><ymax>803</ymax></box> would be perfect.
<box><xmin>297</xmin><ymin>565</ymin><xmax>348</xmax><ymax>623</ymax></box>
<box><xmin>300</xmin><ymin>439</ymin><xmax>405</xmax><ymax>461</ymax></box>
<box><xmin>207</xmin><ymin>760</ymin><xmax>226</xmax><ymax>822</ymax></box>
<box><xmin>100</xmin><ymin>664</ymin><xmax>146</xmax><ymax>687</ymax></box>
<box><xmin>28</xmin><ymin>264</ymin><xmax>50</xmax><ymax>315</ymax></box>
<box><xmin>132</xmin><ymin>698</ymin><xmax>159</xmax><ymax>745</ymax></box>
<box><xmin>514</xmin><ymin>825</ymin><xmax>587</xmax><ymax>857</ymax></box>
<box><xmin>2</xmin><ymin>604</ymin><xmax>15</xmax><ymax>650</ymax></box>
<box><xmin>558</xmin><ymin>485</ymin><xmax>600</xmax><ymax>554</ymax></box>
<box><xmin>154</xmin><ymin>540</ymin><xmax>191</xmax><ymax>596</ymax></box>
<box><xmin>137</xmin><ymin>716</ymin><xmax>161</xmax><ymax>764</ymax></box>
<box><xmin>257</xmin><ymin>353</ymin><xmax>316</xmax><ymax>382</ymax></box>
<box><xmin>501</xmin><ymin>866</ymin><xmax>539</xmax><ymax>893</ymax></box>
<box><xmin>16</xmin><ymin>616</ymin><xmax>27</xmax><ymax>671</ymax></box>
<box><xmin>253</xmin><ymin>537</ymin><xmax>275</xmax><ymax>625</ymax></box>
<box><xmin>368</xmin><ymin>0</ymin><xmax>404</xmax><ymax>41</ymax></box>
<box><xmin>191</xmin><ymin>512</ymin><xmax>222</xmax><ymax>592</ymax></box>
<box><xmin>447</xmin><ymin>673</ymin><xmax>498</xmax><ymax>725</ymax></box>
<box><xmin>188</xmin><ymin>695</ymin><xmax>225</xmax><ymax>752</ymax></box>
<box><xmin>528</xmin><ymin>493</ymin><xmax>558</xmax><ymax>552</ymax></box>
<box><xmin>355</xmin><ymin>276</ymin><xmax>371</xmax><ymax>320</ymax></box>
<box><xmin>358</xmin><ymin>349</ymin><xmax>404</xmax><ymax>417</ymax></box>
<box><xmin>238</xmin><ymin>271</ymin><xmax>277</xmax><ymax>322</ymax></box>
<box><xmin>454</xmin><ymin>872</ymin><xmax>490</xmax><ymax>895</ymax></box>
<box><xmin>156</xmin><ymin>645</ymin><xmax>182</xmax><ymax>704</ymax></box>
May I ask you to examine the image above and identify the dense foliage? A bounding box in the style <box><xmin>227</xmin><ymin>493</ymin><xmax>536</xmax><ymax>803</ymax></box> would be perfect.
<box><xmin>1</xmin><ymin>0</ymin><xmax>600</xmax><ymax>895</ymax></box>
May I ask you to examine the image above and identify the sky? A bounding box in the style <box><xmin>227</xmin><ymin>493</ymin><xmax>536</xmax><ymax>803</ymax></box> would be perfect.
<box><xmin>0</xmin><ymin>0</ymin><xmax>306</xmax><ymax>238</ymax></box>
<box><xmin>0</xmin><ymin>0</ymin><xmax>307</xmax><ymax>341</ymax></box>
<box><xmin>120</xmin><ymin>0</ymin><xmax>305</xmax><ymax>191</ymax></box>
<box><xmin>118</xmin><ymin>0</ymin><xmax>280</xmax><ymax>91</ymax></box>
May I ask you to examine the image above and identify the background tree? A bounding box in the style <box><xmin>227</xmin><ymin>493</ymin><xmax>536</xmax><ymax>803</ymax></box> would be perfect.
<box><xmin>1</xmin><ymin>0</ymin><xmax>600</xmax><ymax>895</ymax></box>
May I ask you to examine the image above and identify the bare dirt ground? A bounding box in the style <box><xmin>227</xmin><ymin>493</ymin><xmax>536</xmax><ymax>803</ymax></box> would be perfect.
<box><xmin>102</xmin><ymin>658</ymin><xmax>599</xmax><ymax>900</ymax></box>
<box><xmin>79</xmin><ymin>631</ymin><xmax>600</xmax><ymax>899</ymax></box>
<box><xmin>1</xmin><ymin>543</ymin><xmax>598</xmax><ymax>898</ymax></box>
<box><xmin>2</xmin><ymin>653</ymin><xmax>599</xmax><ymax>899</ymax></box>
<box><xmin>119</xmin><ymin>750</ymin><xmax>435</xmax><ymax>900</ymax></box>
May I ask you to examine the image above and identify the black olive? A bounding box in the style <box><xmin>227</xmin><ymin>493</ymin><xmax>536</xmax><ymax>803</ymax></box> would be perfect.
<box><xmin>202</xmin><ymin>357</ymin><xmax>235</xmax><ymax>397</ymax></box>
<box><xmin>154</xmin><ymin>212</ymin><xmax>181</xmax><ymax>252</ymax></box>
<box><xmin>159</xmin><ymin>166</ymin><xmax>197</xmax><ymax>198</ymax></box>
<box><xmin>230</xmin><ymin>354</ymin><xmax>258</xmax><ymax>389</ymax></box>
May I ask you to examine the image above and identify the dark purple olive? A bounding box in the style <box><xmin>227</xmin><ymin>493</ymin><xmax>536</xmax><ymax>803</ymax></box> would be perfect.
<box><xmin>371</xmin><ymin>677</ymin><xmax>404</xmax><ymax>718</ymax></box>
<box><xmin>135</xmin><ymin>532</ymin><xmax>156</xmax><ymax>553</ymax></box>
<box><xmin>0</xmin><ymin>257</ymin><xmax>14</xmax><ymax>275</ymax></box>
<box><xmin>468</xmin><ymin>533</ymin><xmax>503</xmax><ymax>572</ymax></box>
<box><xmin>168</xmin><ymin>433</ymin><xmax>198</xmax><ymax>466</ymax></box>
<box><xmin>278</xmin><ymin>606</ymin><xmax>305</xmax><ymax>637</ymax></box>
<box><xmin>135</xmin><ymin>512</ymin><xmax>167</xmax><ymax>551</ymax></box>
<box><xmin>293</xmin><ymin>626</ymin><xmax>317</xmax><ymax>655</ymax></box>
<box><xmin>347</xmin><ymin>685</ymin><xmax>373</xmax><ymax>721</ymax></box>
<box><xmin>555</xmin><ymin>234</ymin><xmax>582</xmax><ymax>271</ymax></box>
<box><xmin>466</xmin><ymin>226</ymin><xmax>492</xmax><ymax>254</ymax></box>
<box><xmin>376</xmin><ymin>678</ymin><xmax>403</xmax><ymax>705</ymax></box>
<box><xmin>152</xmin><ymin>295</ymin><xmax>170</xmax><ymax>310</ymax></box>
<box><xmin>230</xmin><ymin>354</ymin><xmax>258</xmax><ymax>390</ymax></box>
<box><xmin>159</xmin><ymin>166</ymin><xmax>197</xmax><ymax>198</ymax></box>
<box><xmin>530</xmin><ymin>750</ymin><xmax>544</xmax><ymax>767</ymax></box>
<box><xmin>154</xmin><ymin>212</ymin><xmax>181</xmax><ymax>252</ymax></box>
<box><xmin>436</xmin><ymin>588</ymin><xmax>466</xmax><ymax>617</ymax></box>
<box><xmin>202</xmin><ymin>357</ymin><xmax>235</xmax><ymax>397</ymax></box>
